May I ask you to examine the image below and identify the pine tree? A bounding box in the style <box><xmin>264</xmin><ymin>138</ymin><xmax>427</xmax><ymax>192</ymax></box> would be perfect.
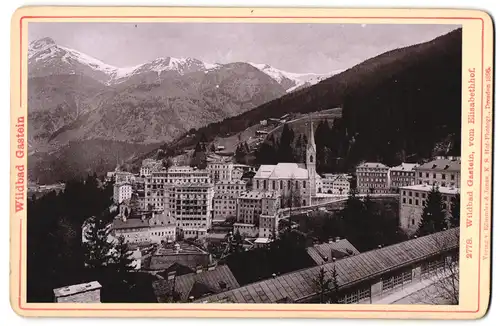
<box><xmin>312</xmin><ymin>267</ymin><xmax>332</xmax><ymax>303</ymax></box>
<box><xmin>83</xmin><ymin>213</ymin><xmax>115</xmax><ymax>269</ymax></box>
<box><xmin>418</xmin><ymin>185</ymin><xmax>447</xmax><ymax>236</ymax></box>
<box><xmin>112</xmin><ymin>235</ymin><xmax>135</xmax><ymax>273</ymax></box>
<box><xmin>329</xmin><ymin>263</ymin><xmax>341</xmax><ymax>303</ymax></box>
<box><xmin>449</xmin><ymin>193</ymin><xmax>460</xmax><ymax>228</ymax></box>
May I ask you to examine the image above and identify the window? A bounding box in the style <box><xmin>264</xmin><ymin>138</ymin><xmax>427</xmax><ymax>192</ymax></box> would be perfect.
<box><xmin>411</xmin><ymin>219</ymin><xmax>415</xmax><ymax>225</ymax></box>
<box><xmin>421</xmin><ymin>256</ymin><xmax>445</xmax><ymax>277</ymax></box>
<box><xmin>403</xmin><ymin>191</ymin><xmax>406</xmax><ymax>196</ymax></box>
<box><xmin>310</xmin><ymin>155</ymin><xmax>314</xmax><ymax>163</ymax></box>
<box><xmin>415</xmin><ymin>199</ymin><xmax>419</xmax><ymax>206</ymax></box>
<box><xmin>303</xmin><ymin>181</ymin><xmax>307</xmax><ymax>189</ymax></box>
<box><xmin>451</xmin><ymin>175</ymin><xmax>455</xmax><ymax>180</ymax></box>
<box><xmin>382</xmin><ymin>269</ymin><xmax>412</xmax><ymax>292</ymax></box>
<box><xmin>403</xmin><ymin>198</ymin><xmax>406</xmax><ymax>204</ymax></box>
<box><xmin>433</xmin><ymin>173</ymin><xmax>437</xmax><ymax>178</ymax></box>
<box><xmin>338</xmin><ymin>286</ymin><xmax>371</xmax><ymax>304</ymax></box>
<box><xmin>426</xmin><ymin>173</ymin><xmax>429</xmax><ymax>178</ymax></box>
<box><xmin>409</xmin><ymin>199</ymin><xmax>412</xmax><ymax>205</ymax></box>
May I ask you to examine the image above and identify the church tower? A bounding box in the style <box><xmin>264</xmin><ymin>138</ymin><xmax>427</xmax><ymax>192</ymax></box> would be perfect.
<box><xmin>306</xmin><ymin>116</ymin><xmax>317</xmax><ymax>200</ymax></box>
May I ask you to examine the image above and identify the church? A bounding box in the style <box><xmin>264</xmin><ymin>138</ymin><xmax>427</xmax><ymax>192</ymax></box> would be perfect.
<box><xmin>252</xmin><ymin>119</ymin><xmax>322</xmax><ymax>207</ymax></box>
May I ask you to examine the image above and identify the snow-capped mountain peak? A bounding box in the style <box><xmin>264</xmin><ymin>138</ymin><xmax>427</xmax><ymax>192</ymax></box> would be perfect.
<box><xmin>28</xmin><ymin>37</ymin><xmax>338</xmax><ymax>90</ymax></box>
<box><xmin>249</xmin><ymin>62</ymin><xmax>342</xmax><ymax>93</ymax></box>
<box><xmin>28</xmin><ymin>37</ymin><xmax>57</xmax><ymax>59</ymax></box>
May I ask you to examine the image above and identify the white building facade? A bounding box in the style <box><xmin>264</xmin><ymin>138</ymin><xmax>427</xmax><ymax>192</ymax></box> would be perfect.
<box><xmin>389</xmin><ymin>163</ymin><xmax>418</xmax><ymax>192</ymax></box>
<box><xmin>321</xmin><ymin>173</ymin><xmax>351</xmax><ymax>195</ymax></box>
<box><xmin>165</xmin><ymin>183</ymin><xmax>214</xmax><ymax>239</ymax></box>
<box><xmin>356</xmin><ymin>162</ymin><xmax>390</xmax><ymax>194</ymax></box>
<box><xmin>414</xmin><ymin>157</ymin><xmax>461</xmax><ymax>188</ymax></box>
<box><xmin>113</xmin><ymin>183</ymin><xmax>132</xmax><ymax>204</ymax></box>
<box><xmin>399</xmin><ymin>184</ymin><xmax>459</xmax><ymax>235</ymax></box>
<box><xmin>213</xmin><ymin>180</ymin><xmax>247</xmax><ymax>221</ymax></box>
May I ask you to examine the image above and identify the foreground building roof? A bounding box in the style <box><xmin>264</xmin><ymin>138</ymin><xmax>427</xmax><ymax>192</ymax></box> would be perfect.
<box><xmin>196</xmin><ymin>228</ymin><xmax>459</xmax><ymax>303</ymax></box>
<box><xmin>306</xmin><ymin>239</ymin><xmax>360</xmax><ymax>265</ymax></box>
<box><xmin>153</xmin><ymin>264</ymin><xmax>240</xmax><ymax>302</ymax></box>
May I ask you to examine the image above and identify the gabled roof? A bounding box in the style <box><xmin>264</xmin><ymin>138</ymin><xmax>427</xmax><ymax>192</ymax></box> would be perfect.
<box><xmin>400</xmin><ymin>184</ymin><xmax>460</xmax><ymax>195</ymax></box>
<box><xmin>153</xmin><ymin>265</ymin><xmax>240</xmax><ymax>302</ymax></box>
<box><xmin>196</xmin><ymin>228</ymin><xmax>459</xmax><ymax>303</ymax></box>
<box><xmin>306</xmin><ymin>239</ymin><xmax>360</xmax><ymax>265</ymax></box>
<box><xmin>356</xmin><ymin>162</ymin><xmax>389</xmax><ymax>169</ymax></box>
<box><xmin>389</xmin><ymin>163</ymin><xmax>419</xmax><ymax>172</ymax></box>
<box><xmin>416</xmin><ymin>158</ymin><xmax>461</xmax><ymax>172</ymax></box>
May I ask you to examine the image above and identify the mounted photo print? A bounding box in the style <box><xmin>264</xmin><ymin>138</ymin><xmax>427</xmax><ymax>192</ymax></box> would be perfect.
<box><xmin>9</xmin><ymin>6</ymin><xmax>493</xmax><ymax>319</ymax></box>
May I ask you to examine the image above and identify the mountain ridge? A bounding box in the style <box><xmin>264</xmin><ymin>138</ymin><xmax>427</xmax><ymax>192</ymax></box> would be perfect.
<box><xmin>28</xmin><ymin>37</ymin><xmax>333</xmax><ymax>91</ymax></box>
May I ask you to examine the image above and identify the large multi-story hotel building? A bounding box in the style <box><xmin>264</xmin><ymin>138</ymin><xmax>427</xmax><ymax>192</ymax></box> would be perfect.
<box><xmin>113</xmin><ymin>182</ymin><xmax>132</xmax><ymax>204</ymax></box>
<box><xmin>144</xmin><ymin>166</ymin><xmax>211</xmax><ymax>210</ymax></box>
<box><xmin>399</xmin><ymin>184</ymin><xmax>459</xmax><ymax>235</ymax></box>
<box><xmin>414</xmin><ymin>157</ymin><xmax>461</xmax><ymax>188</ymax></box>
<box><xmin>213</xmin><ymin>180</ymin><xmax>247</xmax><ymax>221</ymax></box>
<box><xmin>258</xmin><ymin>192</ymin><xmax>282</xmax><ymax>239</ymax></box>
<box><xmin>140</xmin><ymin>158</ymin><xmax>163</xmax><ymax>177</ymax></box>
<box><xmin>165</xmin><ymin>183</ymin><xmax>214</xmax><ymax>239</ymax></box>
<box><xmin>356</xmin><ymin>162</ymin><xmax>390</xmax><ymax>194</ymax></box>
<box><xmin>234</xmin><ymin>190</ymin><xmax>281</xmax><ymax>238</ymax></box>
<box><xmin>207</xmin><ymin>160</ymin><xmax>234</xmax><ymax>183</ymax></box>
<box><xmin>388</xmin><ymin>163</ymin><xmax>418</xmax><ymax>192</ymax></box>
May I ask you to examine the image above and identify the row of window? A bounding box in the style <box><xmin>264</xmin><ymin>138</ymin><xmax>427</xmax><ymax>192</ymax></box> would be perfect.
<box><xmin>391</xmin><ymin>171</ymin><xmax>414</xmax><ymax>176</ymax></box>
<box><xmin>415</xmin><ymin>180</ymin><xmax>457</xmax><ymax>187</ymax></box>
<box><xmin>357</xmin><ymin>172</ymin><xmax>387</xmax><ymax>177</ymax></box>
<box><xmin>382</xmin><ymin>269</ymin><xmax>413</xmax><ymax>292</ymax></box>
<box><xmin>256</xmin><ymin>180</ymin><xmax>308</xmax><ymax>190</ymax></box>
<box><xmin>359</xmin><ymin>183</ymin><xmax>388</xmax><ymax>188</ymax></box>
<box><xmin>338</xmin><ymin>286</ymin><xmax>371</xmax><ymax>304</ymax></box>
<box><xmin>359</xmin><ymin>178</ymin><xmax>387</xmax><ymax>183</ymax></box>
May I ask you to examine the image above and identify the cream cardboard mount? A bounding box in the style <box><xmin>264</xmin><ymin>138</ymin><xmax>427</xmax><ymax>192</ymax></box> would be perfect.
<box><xmin>9</xmin><ymin>6</ymin><xmax>493</xmax><ymax>319</ymax></box>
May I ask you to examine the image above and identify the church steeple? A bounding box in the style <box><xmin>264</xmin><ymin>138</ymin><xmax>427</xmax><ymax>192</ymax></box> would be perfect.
<box><xmin>306</xmin><ymin>115</ymin><xmax>316</xmax><ymax>164</ymax></box>
<box><xmin>306</xmin><ymin>115</ymin><xmax>317</xmax><ymax>200</ymax></box>
<box><xmin>307</xmin><ymin>115</ymin><xmax>316</xmax><ymax>152</ymax></box>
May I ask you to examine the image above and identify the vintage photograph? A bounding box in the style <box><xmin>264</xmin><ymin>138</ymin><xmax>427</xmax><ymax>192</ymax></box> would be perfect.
<box><xmin>26</xmin><ymin>22</ymin><xmax>462</xmax><ymax>305</ymax></box>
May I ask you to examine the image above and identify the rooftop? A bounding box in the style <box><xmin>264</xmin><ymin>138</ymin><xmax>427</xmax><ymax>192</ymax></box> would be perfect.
<box><xmin>53</xmin><ymin>281</ymin><xmax>101</xmax><ymax>298</ymax></box>
<box><xmin>196</xmin><ymin>228</ymin><xmax>459</xmax><ymax>303</ymax></box>
<box><xmin>400</xmin><ymin>184</ymin><xmax>460</xmax><ymax>195</ymax></box>
<box><xmin>112</xmin><ymin>218</ymin><xmax>151</xmax><ymax>230</ymax></box>
<box><xmin>153</xmin><ymin>265</ymin><xmax>240</xmax><ymax>302</ymax></box>
<box><xmin>306</xmin><ymin>239</ymin><xmax>360</xmax><ymax>265</ymax></box>
<box><xmin>390</xmin><ymin>163</ymin><xmax>419</xmax><ymax>172</ymax></box>
<box><xmin>416</xmin><ymin>158</ymin><xmax>461</xmax><ymax>172</ymax></box>
<box><xmin>357</xmin><ymin>162</ymin><xmax>389</xmax><ymax>169</ymax></box>
<box><xmin>154</xmin><ymin>242</ymin><xmax>208</xmax><ymax>257</ymax></box>
<box><xmin>254</xmin><ymin>163</ymin><xmax>321</xmax><ymax>180</ymax></box>
<box><xmin>148</xmin><ymin>242</ymin><xmax>210</xmax><ymax>270</ymax></box>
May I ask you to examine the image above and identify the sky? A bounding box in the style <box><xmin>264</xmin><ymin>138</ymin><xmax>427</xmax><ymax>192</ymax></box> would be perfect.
<box><xmin>28</xmin><ymin>22</ymin><xmax>460</xmax><ymax>74</ymax></box>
